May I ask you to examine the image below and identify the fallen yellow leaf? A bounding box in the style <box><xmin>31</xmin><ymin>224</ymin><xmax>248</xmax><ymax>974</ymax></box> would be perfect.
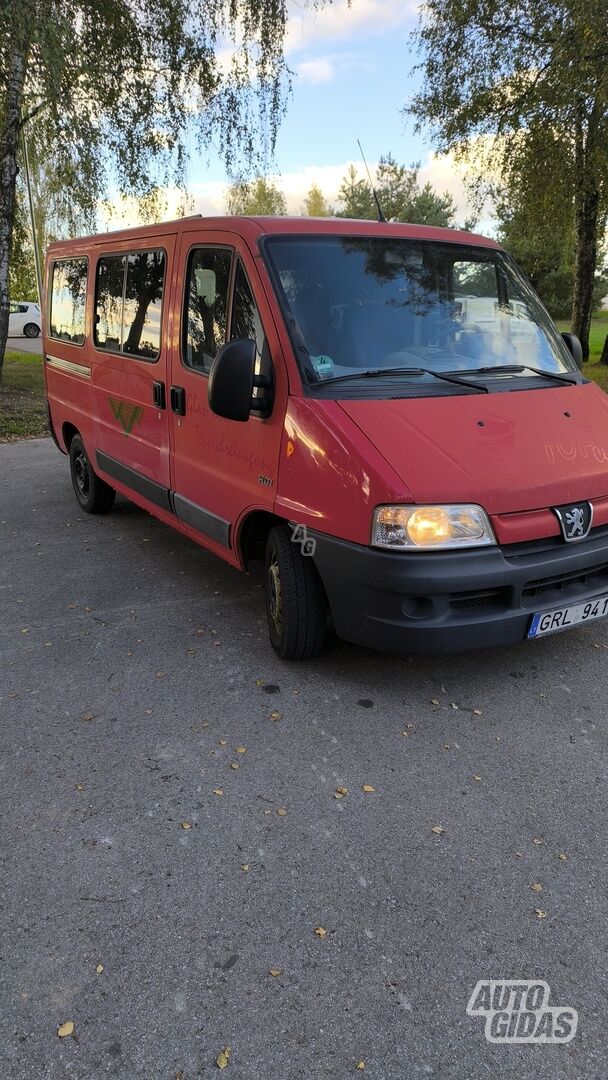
<box><xmin>472</xmin><ymin>709</ymin><xmax>482</xmax><ymax>716</ymax></box>
<box><xmin>532</xmin><ymin>838</ymin><xmax>543</xmax><ymax>845</ymax></box>
<box><xmin>362</xmin><ymin>785</ymin><xmax>375</xmax><ymax>793</ymax></box>
<box><xmin>472</xmin><ymin>776</ymin><xmax>481</xmax><ymax>782</ymax></box>
<box><xmin>534</xmin><ymin>909</ymin><xmax>547</xmax><ymax>919</ymax></box>
<box><xmin>181</xmin><ymin>821</ymin><xmax>192</xmax><ymax>830</ymax></box>
<box><xmin>96</xmin><ymin>964</ymin><xmax>104</xmax><ymax>974</ymax></box>
<box><xmin>277</xmin><ymin>807</ymin><xmax>287</xmax><ymax>816</ymax></box>
<box><xmin>242</xmin><ymin>864</ymin><xmax>250</xmax><ymax>872</ymax></box>
<box><xmin>216</xmin><ymin>1046</ymin><xmax>231</xmax><ymax>1069</ymax></box>
<box><xmin>268</xmin><ymin>969</ymin><xmax>282</xmax><ymax>977</ymax></box>
<box><xmin>314</xmin><ymin>926</ymin><xmax>327</xmax><ymax>938</ymax></box>
<box><xmin>76</xmin><ymin>783</ymin><xmax>84</xmax><ymax>791</ymax></box>
<box><xmin>531</xmin><ymin>882</ymin><xmax>543</xmax><ymax>892</ymax></box>
<box><xmin>230</xmin><ymin>763</ymin><xmax>240</xmax><ymax>770</ymax></box>
<box><xmin>57</xmin><ymin>1021</ymin><xmax>74</xmax><ymax>1038</ymax></box>
<box><xmin>431</xmin><ymin>698</ymin><xmax>439</xmax><ymax>705</ymax></box>
<box><xmin>235</xmin><ymin>746</ymin><xmax>246</xmax><ymax>754</ymax></box>
<box><xmin>270</xmin><ymin>711</ymin><xmax>283</xmax><ymax>721</ymax></box>
<box><xmin>357</xmin><ymin>1063</ymin><xmax>366</xmax><ymax>1071</ymax></box>
<box><xmin>82</xmin><ymin>712</ymin><xmax>94</xmax><ymax>722</ymax></box>
<box><xmin>558</xmin><ymin>853</ymin><xmax>568</xmax><ymax>861</ymax></box>
<box><xmin>213</xmin><ymin>788</ymin><xmax>224</xmax><ymax>796</ymax></box>
<box><xmin>431</xmin><ymin>825</ymin><xmax>444</xmax><ymax>834</ymax></box>
<box><xmin>334</xmin><ymin>787</ymin><xmax>348</xmax><ymax>799</ymax></box>
<box><xmin>219</xmin><ymin>739</ymin><xmax>227</xmax><ymax>746</ymax></box>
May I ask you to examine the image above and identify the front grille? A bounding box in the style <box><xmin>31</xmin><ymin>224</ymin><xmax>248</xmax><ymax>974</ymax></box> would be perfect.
<box><xmin>522</xmin><ymin>562</ymin><xmax>608</xmax><ymax>603</ymax></box>
<box><xmin>449</xmin><ymin>588</ymin><xmax>507</xmax><ymax>612</ymax></box>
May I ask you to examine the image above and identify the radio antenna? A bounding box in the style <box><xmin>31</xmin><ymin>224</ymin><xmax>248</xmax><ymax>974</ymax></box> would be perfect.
<box><xmin>357</xmin><ymin>139</ymin><xmax>386</xmax><ymax>223</ymax></box>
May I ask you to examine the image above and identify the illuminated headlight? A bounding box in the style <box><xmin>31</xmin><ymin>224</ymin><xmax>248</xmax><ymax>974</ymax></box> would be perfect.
<box><xmin>372</xmin><ymin>504</ymin><xmax>496</xmax><ymax>550</ymax></box>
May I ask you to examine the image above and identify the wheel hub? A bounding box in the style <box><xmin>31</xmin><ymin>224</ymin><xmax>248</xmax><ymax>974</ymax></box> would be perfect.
<box><xmin>267</xmin><ymin>555</ymin><xmax>282</xmax><ymax>635</ymax></box>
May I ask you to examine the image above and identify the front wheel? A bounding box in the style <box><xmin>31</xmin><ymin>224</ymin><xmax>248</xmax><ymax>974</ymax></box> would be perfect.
<box><xmin>265</xmin><ymin>525</ymin><xmax>327</xmax><ymax>659</ymax></box>
<box><xmin>69</xmin><ymin>435</ymin><xmax>115</xmax><ymax>514</ymax></box>
<box><xmin>23</xmin><ymin>322</ymin><xmax>40</xmax><ymax>338</ymax></box>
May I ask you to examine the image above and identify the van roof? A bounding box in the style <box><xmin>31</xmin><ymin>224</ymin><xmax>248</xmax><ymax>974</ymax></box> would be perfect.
<box><xmin>46</xmin><ymin>214</ymin><xmax>501</xmax><ymax>254</ymax></box>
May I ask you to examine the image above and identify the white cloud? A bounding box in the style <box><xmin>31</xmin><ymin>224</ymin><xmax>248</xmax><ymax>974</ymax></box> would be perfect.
<box><xmin>286</xmin><ymin>0</ymin><xmax>418</xmax><ymax>54</ymax></box>
<box><xmin>295</xmin><ymin>58</ymin><xmax>336</xmax><ymax>84</ymax></box>
<box><xmin>100</xmin><ymin>153</ymin><xmax>489</xmax><ymax>230</ymax></box>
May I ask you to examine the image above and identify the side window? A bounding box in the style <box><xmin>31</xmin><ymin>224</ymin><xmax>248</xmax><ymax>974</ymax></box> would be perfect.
<box><xmin>230</xmin><ymin>259</ymin><xmax>272</xmax><ymax>413</ymax></box>
<box><xmin>95</xmin><ymin>255</ymin><xmax>125</xmax><ymax>351</ymax></box>
<box><xmin>183</xmin><ymin>247</ymin><xmax>232</xmax><ymax>373</ymax></box>
<box><xmin>230</xmin><ymin>259</ymin><xmax>265</xmax><ymax>357</ymax></box>
<box><xmin>9</xmin><ymin>302</ymin><xmax>19</xmax><ymax>314</ymax></box>
<box><xmin>123</xmin><ymin>251</ymin><xmax>165</xmax><ymax>358</ymax></box>
<box><xmin>50</xmin><ymin>258</ymin><xmax>88</xmax><ymax>345</ymax></box>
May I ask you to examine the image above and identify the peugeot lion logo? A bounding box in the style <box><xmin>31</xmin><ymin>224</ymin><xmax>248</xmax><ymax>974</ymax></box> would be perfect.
<box><xmin>554</xmin><ymin>502</ymin><xmax>593</xmax><ymax>542</ymax></box>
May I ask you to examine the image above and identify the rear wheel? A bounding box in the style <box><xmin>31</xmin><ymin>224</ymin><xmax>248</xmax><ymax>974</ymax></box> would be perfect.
<box><xmin>265</xmin><ymin>524</ymin><xmax>327</xmax><ymax>659</ymax></box>
<box><xmin>23</xmin><ymin>322</ymin><xmax>40</xmax><ymax>338</ymax></box>
<box><xmin>69</xmin><ymin>435</ymin><xmax>115</xmax><ymax>514</ymax></box>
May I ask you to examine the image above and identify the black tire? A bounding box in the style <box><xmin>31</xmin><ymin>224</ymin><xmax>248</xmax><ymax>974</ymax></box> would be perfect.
<box><xmin>23</xmin><ymin>322</ymin><xmax>40</xmax><ymax>338</ymax></box>
<box><xmin>69</xmin><ymin>435</ymin><xmax>115</xmax><ymax>514</ymax></box>
<box><xmin>265</xmin><ymin>524</ymin><xmax>327</xmax><ymax>659</ymax></box>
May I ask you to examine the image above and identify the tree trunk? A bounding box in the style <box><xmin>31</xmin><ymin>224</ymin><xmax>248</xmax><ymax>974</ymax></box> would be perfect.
<box><xmin>0</xmin><ymin>39</ymin><xmax>29</xmax><ymax>382</ymax></box>
<box><xmin>600</xmin><ymin>333</ymin><xmax>608</xmax><ymax>367</ymax></box>
<box><xmin>571</xmin><ymin>105</ymin><xmax>600</xmax><ymax>362</ymax></box>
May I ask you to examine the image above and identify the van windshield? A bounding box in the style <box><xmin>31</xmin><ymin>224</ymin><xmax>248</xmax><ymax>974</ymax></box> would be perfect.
<box><xmin>264</xmin><ymin>236</ymin><xmax>578</xmax><ymax>390</ymax></box>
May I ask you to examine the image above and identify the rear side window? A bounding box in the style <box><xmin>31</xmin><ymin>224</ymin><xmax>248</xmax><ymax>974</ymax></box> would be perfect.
<box><xmin>183</xmin><ymin>247</ymin><xmax>232</xmax><ymax>373</ymax></box>
<box><xmin>95</xmin><ymin>256</ymin><xmax>125</xmax><ymax>351</ymax></box>
<box><xmin>94</xmin><ymin>249</ymin><xmax>165</xmax><ymax>359</ymax></box>
<box><xmin>50</xmin><ymin>259</ymin><xmax>88</xmax><ymax>345</ymax></box>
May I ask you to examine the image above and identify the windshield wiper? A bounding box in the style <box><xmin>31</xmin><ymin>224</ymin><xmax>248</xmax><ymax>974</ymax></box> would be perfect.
<box><xmin>454</xmin><ymin>364</ymin><xmax>579</xmax><ymax>386</ymax></box>
<box><xmin>312</xmin><ymin>367</ymin><xmax>488</xmax><ymax>393</ymax></box>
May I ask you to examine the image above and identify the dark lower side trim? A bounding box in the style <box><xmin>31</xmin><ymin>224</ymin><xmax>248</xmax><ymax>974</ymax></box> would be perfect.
<box><xmin>173</xmin><ymin>492</ymin><xmax>230</xmax><ymax>548</ymax></box>
<box><xmin>95</xmin><ymin>451</ymin><xmax>172</xmax><ymax>513</ymax></box>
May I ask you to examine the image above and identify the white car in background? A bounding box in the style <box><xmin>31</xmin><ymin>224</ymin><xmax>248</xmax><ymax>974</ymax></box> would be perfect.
<box><xmin>8</xmin><ymin>301</ymin><xmax>41</xmax><ymax>338</ymax></box>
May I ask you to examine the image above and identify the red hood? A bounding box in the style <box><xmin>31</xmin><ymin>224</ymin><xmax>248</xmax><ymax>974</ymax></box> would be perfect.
<box><xmin>339</xmin><ymin>383</ymin><xmax>608</xmax><ymax>515</ymax></box>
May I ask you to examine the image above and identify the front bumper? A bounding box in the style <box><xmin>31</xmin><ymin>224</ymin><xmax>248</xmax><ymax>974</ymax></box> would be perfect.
<box><xmin>310</xmin><ymin>526</ymin><xmax>608</xmax><ymax>655</ymax></box>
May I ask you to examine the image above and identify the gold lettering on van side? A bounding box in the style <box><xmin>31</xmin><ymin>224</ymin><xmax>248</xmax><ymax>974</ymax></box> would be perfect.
<box><xmin>109</xmin><ymin>398</ymin><xmax>144</xmax><ymax>435</ymax></box>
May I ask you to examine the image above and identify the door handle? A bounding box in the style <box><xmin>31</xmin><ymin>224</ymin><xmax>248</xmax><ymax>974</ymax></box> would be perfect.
<box><xmin>152</xmin><ymin>381</ymin><xmax>166</xmax><ymax>409</ymax></box>
<box><xmin>170</xmin><ymin>385</ymin><xmax>186</xmax><ymax>416</ymax></box>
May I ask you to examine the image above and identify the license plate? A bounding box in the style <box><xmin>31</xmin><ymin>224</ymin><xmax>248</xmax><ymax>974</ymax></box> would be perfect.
<box><xmin>528</xmin><ymin>593</ymin><xmax>608</xmax><ymax>638</ymax></box>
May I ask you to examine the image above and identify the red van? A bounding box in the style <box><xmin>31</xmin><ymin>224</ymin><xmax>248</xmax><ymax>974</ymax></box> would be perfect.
<box><xmin>44</xmin><ymin>216</ymin><xmax>608</xmax><ymax>658</ymax></box>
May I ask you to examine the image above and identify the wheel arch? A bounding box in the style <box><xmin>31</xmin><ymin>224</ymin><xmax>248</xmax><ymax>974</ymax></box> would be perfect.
<box><xmin>236</xmin><ymin>509</ymin><xmax>285</xmax><ymax>569</ymax></box>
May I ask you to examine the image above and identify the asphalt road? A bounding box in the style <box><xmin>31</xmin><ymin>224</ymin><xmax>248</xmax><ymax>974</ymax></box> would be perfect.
<box><xmin>1</xmin><ymin>438</ymin><xmax>607</xmax><ymax>1079</ymax></box>
<box><xmin>7</xmin><ymin>335</ymin><xmax>42</xmax><ymax>356</ymax></box>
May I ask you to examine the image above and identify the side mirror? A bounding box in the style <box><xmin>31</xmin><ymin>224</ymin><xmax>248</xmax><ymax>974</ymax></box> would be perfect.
<box><xmin>208</xmin><ymin>338</ymin><xmax>257</xmax><ymax>422</ymax></box>
<box><xmin>561</xmin><ymin>332</ymin><xmax>583</xmax><ymax>370</ymax></box>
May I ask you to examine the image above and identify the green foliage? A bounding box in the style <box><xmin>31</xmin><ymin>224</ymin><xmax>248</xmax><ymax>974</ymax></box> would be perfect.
<box><xmin>226</xmin><ymin>177</ymin><xmax>287</xmax><ymax>215</ymax></box>
<box><xmin>2</xmin><ymin>0</ymin><xmax>297</xmax><ymax>200</ymax></box>
<box><xmin>302</xmin><ymin>183</ymin><xmax>331</xmax><ymax>217</ymax></box>
<box><xmin>1</xmin><ymin>0</ymin><xmax>328</xmax><ymax>376</ymax></box>
<box><xmin>407</xmin><ymin>0</ymin><xmax>608</xmax><ymax>356</ymax></box>
<box><xmin>337</xmin><ymin>155</ymin><xmax>455</xmax><ymax>225</ymax></box>
<box><xmin>8</xmin><ymin>193</ymin><xmax>37</xmax><ymax>301</ymax></box>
